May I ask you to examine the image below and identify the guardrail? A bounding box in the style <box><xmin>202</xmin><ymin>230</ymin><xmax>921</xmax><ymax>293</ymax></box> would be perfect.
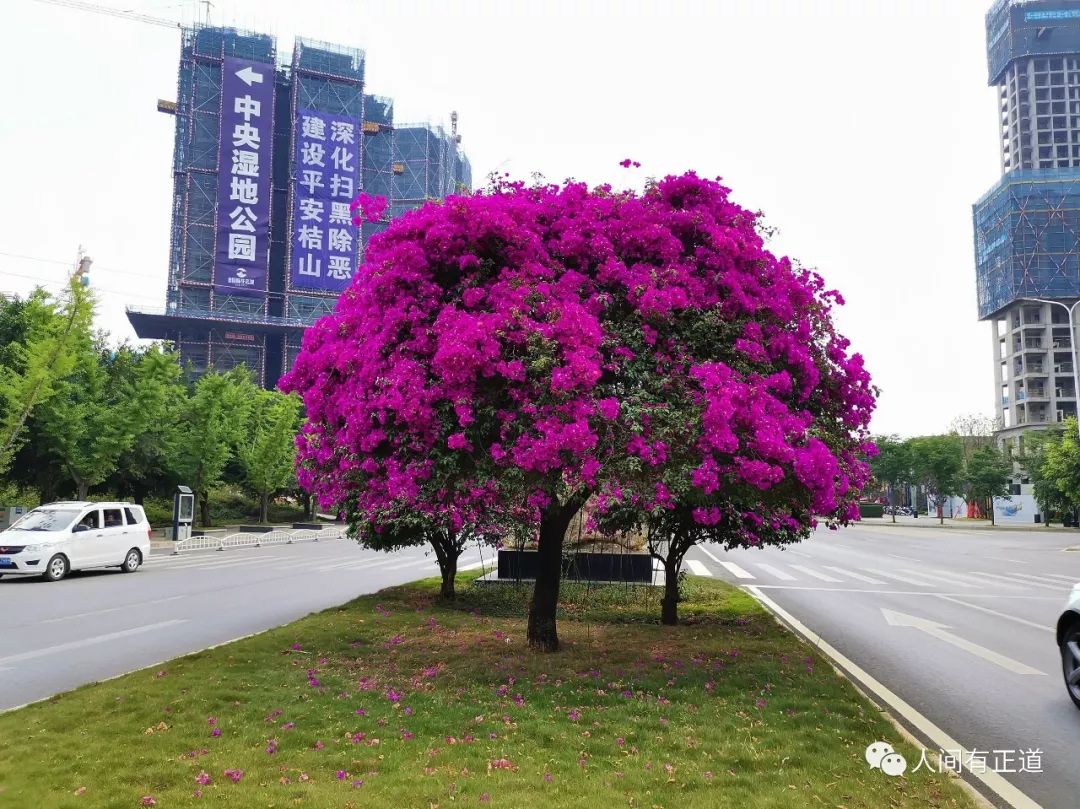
<box><xmin>172</xmin><ymin>526</ymin><xmax>347</xmax><ymax>554</ymax></box>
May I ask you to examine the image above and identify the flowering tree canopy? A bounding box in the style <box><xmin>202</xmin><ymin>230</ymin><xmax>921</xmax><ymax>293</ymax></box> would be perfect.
<box><xmin>282</xmin><ymin>170</ymin><xmax>876</xmax><ymax>649</ymax></box>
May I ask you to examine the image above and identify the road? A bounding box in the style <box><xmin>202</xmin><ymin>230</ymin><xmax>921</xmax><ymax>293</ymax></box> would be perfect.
<box><xmin>688</xmin><ymin>521</ymin><xmax>1080</xmax><ymax>809</ymax></box>
<box><xmin>0</xmin><ymin>537</ymin><xmax>495</xmax><ymax>712</ymax></box>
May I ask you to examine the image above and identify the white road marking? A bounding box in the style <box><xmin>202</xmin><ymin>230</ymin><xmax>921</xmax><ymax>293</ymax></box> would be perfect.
<box><xmin>38</xmin><ymin>595</ymin><xmax>186</xmax><ymax>624</ymax></box>
<box><xmin>0</xmin><ymin>620</ymin><xmax>187</xmax><ymax>666</ymax></box>
<box><xmin>865</xmin><ymin>568</ymin><xmax>942</xmax><ymax>587</ymax></box>
<box><xmin>1038</xmin><ymin>573</ymin><xmax>1080</xmax><ymax>583</ymax></box>
<box><xmin>1001</xmin><ymin>571</ymin><xmax>1077</xmax><ymax>587</ymax></box>
<box><xmin>886</xmin><ymin>554</ymin><xmax>924</xmax><ymax>562</ymax></box>
<box><xmin>933</xmin><ymin>595</ymin><xmax>1054</xmax><ymax>632</ymax></box>
<box><xmin>458</xmin><ymin>560</ymin><xmax>490</xmax><ymax>572</ymax></box>
<box><xmin>897</xmin><ymin>569</ymin><xmax>977</xmax><ymax>589</ymax></box>
<box><xmin>969</xmin><ymin>571</ymin><xmax>1066</xmax><ymax>591</ymax></box>
<box><xmin>755</xmin><ymin>563</ymin><xmax>796</xmax><ymax>581</ymax></box>
<box><xmin>746</xmin><ymin>587</ymin><xmax>1043</xmax><ymax>809</ymax></box>
<box><xmin>686</xmin><ymin>560</ymin><xmax>712</xmax><ymax>577</ymax></box>
<box><xmin>751</xmin><ymin>585</ymin><xmax>1057</xmax><ymax>599</ymax></box>
<box><xmin>819</xmin><ymin>565</ymin><xmax>885</xmax><ymax>584</ymax></box>
<box><xmin>718</xmin><ymin>561</ymin><xmax>755</xmax><ymax>579</ymax></box>
<box><xmin>788</xmin><ymin>565</ymin><xmax>842</xmax><ymax>582</ymax></box>
<box><xmin>695</xmin><ymin>546</ymin><xmax>751</xmax><ymax>577</ymax></box>
<box><xmin>312</xmin><ymin>555</ymin><xmax>422</xmax><ymax>573</ymax></box>
<box><xmin>881</xmin><ymin>608</ymin><xmax>1045</xmax><ymax>676</ymax></box>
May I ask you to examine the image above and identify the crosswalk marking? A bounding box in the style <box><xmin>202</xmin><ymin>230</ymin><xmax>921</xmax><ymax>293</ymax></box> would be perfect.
<box><xmin>934</xmin><ymin>570</ymin><xmax>1025</xmax><ymax>589</ymax></box>
<box><xmin>686</xmin><ymin>560</ymin><xmax>713</xmax><ymax>577</ymax></box>
<box><xmin>789</xmin><ymin>565</ymin><xmax>842</xmax><ymax>583</ymax></box>
<box><xmin>897</xmin><ymin>569</ymin><xmax>978</xmax><ymax>589</ymax></box>
<box><xmin>1039</xmin><ymin>573</ymin><xmax>1080</xmax><ymax>583</ymax></box>
<box><xmin>718</xmin><ymin>561</ymin><xmax>755</xmax><ymax>579</ymax></box>
<box><xmin>820</xmin><ymin>565</ymin><xmax>885</xmax><ymax>584</ymax></box>
<box><xmin>969</xmin><ymin>570</ymin><xmax>1066</xmax><ymax>590</ymax></box>
<box><xmin>999</xmin><ymin>571</ymin><xmax>1076</xmax><ymax>587</ymax></box>
<box><xmin>865</xmin><ymin>568</ymin><xmax>942</xmax><ymax>587</ymax></box>
<box><xmin>755</xmin><ymin>563</ymin><xmax>796</xmax><ymax>581</ymax></box>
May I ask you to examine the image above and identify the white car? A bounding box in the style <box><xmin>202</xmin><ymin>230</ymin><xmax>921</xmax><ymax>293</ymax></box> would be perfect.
<box><xmin>0</xmin><ymin>501</ymin><xmax>152</xmax><ymax>582</ymax></box>
<box><xmin>1059</xmin><ymin>584</ymin><xmax>1080</xmax><ymax>709</ymax></box>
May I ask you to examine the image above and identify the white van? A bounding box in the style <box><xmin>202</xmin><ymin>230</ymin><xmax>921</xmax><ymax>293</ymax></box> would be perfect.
<box><xmin>0</xmin><ymin>501</ymin><xmax>152</xmax><ymax>581</ymax></box>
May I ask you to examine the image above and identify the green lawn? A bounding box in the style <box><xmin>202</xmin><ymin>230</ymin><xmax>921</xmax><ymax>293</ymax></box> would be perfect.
<box><xmin>0</xmin><ymin>574</ymin><xmax>976</xmax><ymax>809</ymax></box>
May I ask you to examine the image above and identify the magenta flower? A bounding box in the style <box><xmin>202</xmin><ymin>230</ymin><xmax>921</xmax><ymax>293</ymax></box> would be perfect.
<box><xmin>385</xmin><ymin>688</ymin><xmax>402</xmax><ymax>703</ymax></box>
<box><xmin>140</xmin><ymin>798</ymin><xmax>156</xmax><ymax>807</ymax></box>
<box><xmin>567</xmin><ymin>710</ymin><xmax>580</xmax><ymax>722</ymax></box>
<box><xmin>224</xmin><ymin>769</ymin><xmax>244</xmax><ymax>783</ymax></box>
<box><xmin>313</xmin><ymin>740</ymin><xmax>325</xmax><ymax>750</ymax></box>
<box><xmin>291</xmin><ymin>642</ymin><xmax>302</xmax><ymax>651</ymax></box>
<box><xmin>210</xmin><ymin>728</ymin><xmax>221</xmax><ymax>738</ymax></box>
<box><xmin>195</xmin><ymin>771</ymin><xmax>211</xmax><ymax>785</ymax></box>
<box><xmin>336</xmin><ymin>770</ymin><xmax>347</xmax><ymax>780</ymax></box>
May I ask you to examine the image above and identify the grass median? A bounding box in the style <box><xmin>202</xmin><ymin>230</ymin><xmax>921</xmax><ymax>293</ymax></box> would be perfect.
<box><xmin>0</xmin><ymin>573</ymin><xmax>976</xmax><ymax>809</ymax></box>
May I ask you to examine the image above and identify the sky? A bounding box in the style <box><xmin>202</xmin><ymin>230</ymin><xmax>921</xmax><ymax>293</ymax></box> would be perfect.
<box><xmin>0</xmin><ymin>0</ymin><xmax>1005</xmax><ymax>438</ymax></box>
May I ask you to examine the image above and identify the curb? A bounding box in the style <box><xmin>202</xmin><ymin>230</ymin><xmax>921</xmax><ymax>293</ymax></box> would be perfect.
<box><xmin>744</xmin><ymin>584</ymin><xmax>1041</xmax><ymax>809</ymax></box>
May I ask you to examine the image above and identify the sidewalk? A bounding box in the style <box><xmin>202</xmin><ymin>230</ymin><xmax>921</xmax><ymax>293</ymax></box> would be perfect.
<box><xmin>859</xmin><ymin>516</ymin><xmax>1080</xmax><ymax>534</ymax></box>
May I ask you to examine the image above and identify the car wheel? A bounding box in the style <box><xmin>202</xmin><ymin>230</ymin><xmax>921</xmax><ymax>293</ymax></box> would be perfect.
<box><xmin>1062</xmin><ymin>623</ymin><xmax>1080</xmax><ymax>710</ymax></box>
<box><xmin>121</xmin><ymin>548</ymin><xmax>142</xmax><ymax>573</ymax></box>
<box><xmin>44</xmin><ymin>554</ymin><xmax>69</xmax><ymax>582</ymax></box>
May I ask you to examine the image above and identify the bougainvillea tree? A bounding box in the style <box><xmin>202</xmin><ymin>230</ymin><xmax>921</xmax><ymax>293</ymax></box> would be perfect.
<box><xmin>282</xmin><ymin>168</ymin><xmax>876</xmax><ymax>651</ymax></box>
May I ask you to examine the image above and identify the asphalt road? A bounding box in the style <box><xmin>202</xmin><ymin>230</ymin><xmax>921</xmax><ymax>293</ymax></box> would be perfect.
<box><xmin>0</xmin><ymin>537</ymin><xmax>495</xmax><ymax>712</ymax></box>
<box><xmin>688</xmin><ymin>521</ymin><xmax>1080</xmax><ymax>809</ymax></box>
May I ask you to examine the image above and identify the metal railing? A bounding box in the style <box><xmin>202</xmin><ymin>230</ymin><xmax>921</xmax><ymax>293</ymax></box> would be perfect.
<box><xmin>172</xmin><ymin>526</ymin><xmax>347</xmax><ymax>554</ymax></box>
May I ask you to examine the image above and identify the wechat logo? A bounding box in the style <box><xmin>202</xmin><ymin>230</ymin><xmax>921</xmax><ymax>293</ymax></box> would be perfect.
<box><xmin>865</xmin><ymin>742</ymin><xmax>907</xmax><ymax>777</ymax></box>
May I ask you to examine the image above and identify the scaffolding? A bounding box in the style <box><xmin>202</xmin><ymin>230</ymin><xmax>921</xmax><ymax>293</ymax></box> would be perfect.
<box><xmin>391</xmin><ymin>123</ymin><xmax>472</xmax><ymax>219</ymax></box>
<box><xmin>974</xmin><ymin>167</ymin><xmax>1080</xmax><ymax>319</ymax></box>
<box><xmin>144</xmin><ymin>25</ymin><xmax>473</xmax><ymax>389</ymax></box>
<box><xmin>987</xmin><ymin>0</ymin><xmax>1080</xmax><ymax>84</ymax></box>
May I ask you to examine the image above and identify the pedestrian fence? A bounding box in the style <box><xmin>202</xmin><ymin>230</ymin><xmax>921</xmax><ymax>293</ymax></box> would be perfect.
<box><xmin>172</xmin><ymin>526</ymin><xmax>347</xmax><ymax>555</ymax></box>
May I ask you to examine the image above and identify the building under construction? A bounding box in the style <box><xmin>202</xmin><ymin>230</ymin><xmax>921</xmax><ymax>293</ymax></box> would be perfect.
<box><xmin>127</xmin><ymin>25</ymin><xmax>471</xmax><ymax>387</ymax></box>
<box><xmin>974</xmin><ymin>0</ymin><xmax>1080</xmax><ymax>439</ymax></box>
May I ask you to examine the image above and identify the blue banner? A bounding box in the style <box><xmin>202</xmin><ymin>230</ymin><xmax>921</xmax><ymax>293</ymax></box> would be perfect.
<box><xmin>289</xmin><ymin>108</ymin><xmax>361</xmax><ymax>292</ymax></box>
<box><xmin>214</xmin><ymin>57</ymin><xmax>274</xmax><ymax>297</ymax></box>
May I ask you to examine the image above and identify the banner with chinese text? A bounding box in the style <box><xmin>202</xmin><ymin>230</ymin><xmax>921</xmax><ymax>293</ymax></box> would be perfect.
<box><xmin>289</xmin><ymin>108</ymin><xmax>361</xmax><ymax>292</ymax></box>
<box><xmin>213</xmin><ymin>57</ymin><xmax>274</xmax><ymax>297</ymax></box>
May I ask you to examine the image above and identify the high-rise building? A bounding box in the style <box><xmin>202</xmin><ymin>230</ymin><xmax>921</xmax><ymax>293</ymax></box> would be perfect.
<box><xmin>128</xmin><ymin>26</ymin><xmax>471</xmax><ymax>388</ymax></box>
<box><xmin>975</xmin><ymin>1</ymin><xmax>1080</xmax><ymax>443</ymax></box>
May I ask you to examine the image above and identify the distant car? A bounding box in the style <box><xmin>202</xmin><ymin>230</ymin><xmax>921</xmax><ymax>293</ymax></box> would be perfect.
<box><xmin>1059</xmin><ymin>584</ymin><xmax>1080</xmax><ymax>709</ymax></box>
<box><xmin>0</xmin><ymin>501</ymin><xmax>152</xmax><ymax>582</ymax></box>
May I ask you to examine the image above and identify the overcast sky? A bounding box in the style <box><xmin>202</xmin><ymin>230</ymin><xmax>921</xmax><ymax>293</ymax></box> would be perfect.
<box><xmin>0</xmin><ymin>0</ymin><xmax>1003</xmax><ymax>438</ymax></box>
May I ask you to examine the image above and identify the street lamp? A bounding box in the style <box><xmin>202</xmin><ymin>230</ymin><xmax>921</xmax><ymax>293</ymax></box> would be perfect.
<box><xmin>1017</xmin><ymin>297</ymin><xmax>1080</xmax><ymax>439</ymax></box>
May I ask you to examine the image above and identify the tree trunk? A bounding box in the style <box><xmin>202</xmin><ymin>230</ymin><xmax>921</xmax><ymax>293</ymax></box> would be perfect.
<box><xmin>302</xmin><ymin>492</ymin><xmax>312</xmax><ymax>519</ymax></box>
<box><xmin>200</xmin><ymin>492</ymin><xmax>211</xmax><ymax>528</ymax></box>
<box><xmin>527</xmin><ymin>499</ymin><xmax>583</xmax><ymax>652</ymax></box>
<box><xmin>430</xmin><ymin>530</ymin><xmax>460</xmax><ymax>599</ymax></box>
<box><xmin>439</xmin><ymin>552</ymin><xmax>458</xmax><ymax>599</ymax></box>
<box><xmin>76</xmin><ymin>479</ymin><xmax>89</xmax><ymax>501</ymax></box>
<box><xmin>660</xmin><ymin>540</ymin><xmax>686</xmax><ymax>626</ymax></box>
<box><xmin>260</xmin><ymin>491</ymin><xmax>269</xmax><ymax>524</ymax></box>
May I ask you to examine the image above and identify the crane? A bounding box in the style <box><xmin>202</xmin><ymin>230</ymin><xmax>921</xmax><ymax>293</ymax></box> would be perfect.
<box><xmin>29</xmin><ymin>0</ymin><xmax>209</xmax><ymax>29</ymax></box>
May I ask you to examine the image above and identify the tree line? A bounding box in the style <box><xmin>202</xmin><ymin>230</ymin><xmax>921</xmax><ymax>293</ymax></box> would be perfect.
<box><xmin>870</xmin><ymin>423</ymin><xmax>1012</xmax><ymax>525</ymax></box>
<box><xmin>0</xmin><ymin>281</ymin><xmax>300</xmax><ymax>526</ymax></box>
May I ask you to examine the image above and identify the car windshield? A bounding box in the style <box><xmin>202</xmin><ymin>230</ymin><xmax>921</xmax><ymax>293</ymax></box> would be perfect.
<box><xmin>9</xmin><ymin>509</ymin><xmax>81</xmax><ymax>532</ymax></box>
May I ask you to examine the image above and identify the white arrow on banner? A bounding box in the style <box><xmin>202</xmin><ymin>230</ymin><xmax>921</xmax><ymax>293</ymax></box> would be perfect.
<box><xmin>881</xmin><ymin>608</ymin><xmax>1046</xmax><ymax>676</ymax></box>
<box><xmin>236</xmin><ymin>65</ymin><xmax>264</xmax><ymax>86</ymax></box>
